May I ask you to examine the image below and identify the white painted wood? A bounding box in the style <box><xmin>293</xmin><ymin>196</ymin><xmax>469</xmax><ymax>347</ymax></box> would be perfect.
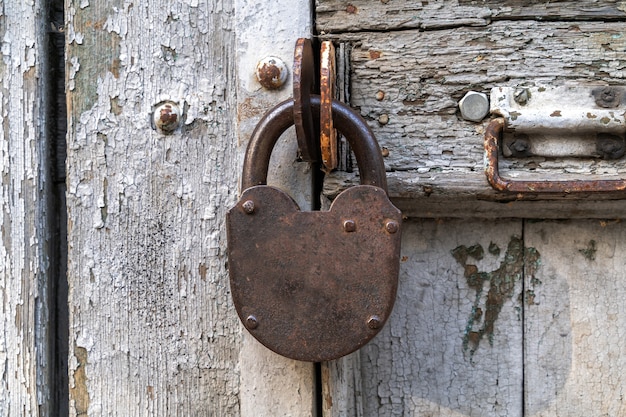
<box><xmin>325</xmin><ymin>219</ymin><xmax>525</xmax><ymax>416</ymax></box>
<box><xmin>524</xmin><ymin>220</ymin><xmax>626</xmax><ymax>417</ymax></box>
<box><xmin>0</xmin><ymin>1</ymin><xmax>53</xmax><ymax>415</ymax></box>
<box><xmin>66</xmin><ymin>0</ymin><xmax>314</xmax><ymax>415</ymax></box>
<box><xmin>234</xmin><ymin>2</ymin><xmax>317</xmax><ymax>414</ymax></box>
<box><xmin>322</xmin><ymin>22</ymin><xmax>626</xmax><ymax>217</ymax></box>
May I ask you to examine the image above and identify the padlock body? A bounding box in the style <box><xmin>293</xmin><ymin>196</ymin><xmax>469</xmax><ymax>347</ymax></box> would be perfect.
<box><xmin>226</xmin><ymin>184</ymin><xmax>401</xmax><ymax>362</ymax></box>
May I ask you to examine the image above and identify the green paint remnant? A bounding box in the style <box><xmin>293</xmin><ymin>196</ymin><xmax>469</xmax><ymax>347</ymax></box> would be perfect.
<box><xmin>453</xmin><ymin>237</ymin><xmax>541</xmax><ymax>356</ymax></box>
<box><xmin>579</xmin><ymin>240</ymin><xmax>597</xmax><ymax>261</ymax></box>
<box><xmin>451</xmin><ymin>244</ymin><xmax>484</xmax><ymax>265</ymax></box>
<box><xmin>68</xmin><ymin>0</ymin><xmax>123</xmax><ymax>118</ymax></box>
<box><xmin>488</xmin><ymin>242</ymin><xmax>500</xmax><ymax>256</ymax></box>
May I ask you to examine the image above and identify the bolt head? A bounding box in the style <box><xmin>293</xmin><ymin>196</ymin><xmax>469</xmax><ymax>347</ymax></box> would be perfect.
<box><xmin>367</xmin><ymin>315</ymin><xmax>382</xmax><ymax>329</ymax></box>
<box><xmin>343</xmin><ymin>220</ymin><xmax>356</xmax><ymax>233</ymax></box>
<box><xmin>459</xmin><ymin>91</ymin><xmax>490</xmax><ymax>122</ymax></box>
<box><xmin>255</xmin><ymin>56</ymin><xmax>288</xmax><ymax>90</ymax></box>
<box><xmin>245</xmin><ymin>315</ymin><xmax>258</xmax><ymax>330</ymax></box>
<box><xmin>153</xmin><ymin>101</ymin><xmax>182</xmax><ymax>133</ymax></box>
<box><xmin>385</xmin><ymin>220</ymin><xmax>399</xmax><ymax>234</ymax></box>
<box><xmin>242</xmin><ymin>200</ymin><xmax>255</xmax><ymax>214</ymax></box>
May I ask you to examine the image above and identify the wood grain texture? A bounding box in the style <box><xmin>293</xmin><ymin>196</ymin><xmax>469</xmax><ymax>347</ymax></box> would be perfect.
<box><xmin>524</xmin><ymin>220</ymin><xmax>626</xmax><ymax>417</ymax></box>
<box><xmin>66</xmin><ymin>0</ymin><xmax>314</xmax><ymax>415</ymax></box>
<box><xmin>316</xmin><ymin>0</ymin><xmax>626</xmax><ymax>33</ymax></box>
<box><xmin>323</xmin><ymin>21</ymin><xmax>626</xmax><ymax>217</ymax></box>
<box><xmin>343</xmin><ymin>219</ymin><xmax>525</xmax><ymax>417</ymax></box>
<box><xmin>0</xmin><ymin>1</ymin><xmax>53</xmax><ymax>415</ymax></box>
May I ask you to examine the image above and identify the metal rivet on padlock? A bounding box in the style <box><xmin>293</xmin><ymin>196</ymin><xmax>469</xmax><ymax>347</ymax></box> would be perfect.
<box><xmin>226</xmin><ymin>96</ymin><xmax>402</xmax><ymax>362</ymax></box>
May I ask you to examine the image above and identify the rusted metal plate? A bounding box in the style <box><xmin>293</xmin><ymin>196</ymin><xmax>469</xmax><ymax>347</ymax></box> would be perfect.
<box><xmin>320</xmin><ymin>41</ymin><xmax>338</xmax><ymax>172</ymax></box>
<box><xmin>491</xmin><ymin>85</ymin><xmax>626</xmax><ymax>158</ymax></box>
<box><xmin>293</xmin><ymin>38</ymin><xmax>318</xmax><ymax>162</ymax></box>
<box><xmin>485</xmin><ymin>118</ymin><xmax>626</xmax><ymax>194</ymax></box>
<box><xmin>227</xmin><ymin>184</ymin><xmax>401</xmax><ymax>362</ymax></box>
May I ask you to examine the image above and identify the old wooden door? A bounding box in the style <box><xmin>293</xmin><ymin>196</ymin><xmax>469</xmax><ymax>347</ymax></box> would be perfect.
<box><xmin>3</xmin><ymin>0</ymin><xmax>320</xmax><ymax>415</ymax></box>
<box><xmin>318</xmin><ymin>2</ymin><xmax>626</xmax><ymax>417</ymax></box>
<box><xmin>3</xmin><ymin>0</ymin><xmax>626</xmax><ymax>416</ymax></box>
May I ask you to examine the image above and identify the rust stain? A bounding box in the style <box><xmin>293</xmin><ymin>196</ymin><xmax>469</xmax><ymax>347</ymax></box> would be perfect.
<box><xmin>147</xmin><ymin>386</ymin><xmax>155</xmax><ymax>400</ymax></box>
<box><xmin>70</xmin><ymin>346</ymin><xmax>91</xmax><ymax>416</ymax></box>
<box><xmin>452</xmin><ymin>237</ymin><xmax>541</xmax><ymax>355</ymax></box>
<box><xmin>345</xmin><ymin>4</ymin><xmax>357</xmax><ymax>14</ymax></box>
<box><xmin>550</xmin><ymin>110</ymin><xmax>562</xmax><ymax>117</ymax></box>
<box><xmin>256</xmin><ymin>62</ymin><xmax>284</xmax><ymax>90</ymax></box>
<box><xmin>369</xmin><ymin>50</ymin><xmax>382</xmax><ymax>59</ymax></box>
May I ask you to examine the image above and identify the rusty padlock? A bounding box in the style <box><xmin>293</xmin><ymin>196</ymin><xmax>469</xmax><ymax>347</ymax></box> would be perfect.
<box><xmin>226</xmin><ymin>96</ymin><xmax>401</xmax><ymax>362</ymax></box>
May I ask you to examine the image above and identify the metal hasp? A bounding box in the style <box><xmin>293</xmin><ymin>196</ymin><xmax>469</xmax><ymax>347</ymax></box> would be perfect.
<box><xmin>293</xmin><ymin>38</ymin><xmax>318</xmax><ymax>162</ymax></box>
<box><xmin>486</xmin><ymin>86</ymin><xmax>626</xmax><ymax>193</ymax></box>
<box><xmin>227</xmin><ymin>97</ymin><xmax>401</xmax><ymax>362</ymax></box>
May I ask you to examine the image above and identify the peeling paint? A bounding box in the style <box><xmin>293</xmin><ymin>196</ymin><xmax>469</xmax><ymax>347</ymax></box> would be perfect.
<box><xmin>70</xmin><ymin>346</ymin><xmax>90</xmax><ymax>416</ymax></box>
<box><xmin>67</xmin><ymin>1</ymin><xmax>123</xmax><ymax>118</ymax></box>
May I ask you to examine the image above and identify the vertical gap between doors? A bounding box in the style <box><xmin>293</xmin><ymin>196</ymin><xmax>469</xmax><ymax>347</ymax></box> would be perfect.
<box><xmin>311</xmin><ymin>1</ymin><xmax>325</xmax><ymax>415</ymax></box>
<box><xmin>521</xmin><ymin>219</ymin><xmax>526</xmax><ymax>417</ymax></box>
<box><xmin>48</xmin><ymin>0</ymin><xmax>69</xmax><ymax>415</ymax></box>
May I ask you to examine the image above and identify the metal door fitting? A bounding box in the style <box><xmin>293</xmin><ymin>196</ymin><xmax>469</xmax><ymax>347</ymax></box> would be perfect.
<box><xmin>486</xmin><ymin>86</ymin><xmax>626</xmax><ymax>193</ymax></box>
<box><xmin>227</xmin><ymin>96</ymin><xmax>401</xmax><ymax>362</ymax></box>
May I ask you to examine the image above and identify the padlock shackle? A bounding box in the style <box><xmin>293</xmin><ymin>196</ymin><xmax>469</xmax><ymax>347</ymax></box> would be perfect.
<box><xmin>242</xmin><ymin>96</ymin><xmax>388</xmax><ymax>192</ymax></box>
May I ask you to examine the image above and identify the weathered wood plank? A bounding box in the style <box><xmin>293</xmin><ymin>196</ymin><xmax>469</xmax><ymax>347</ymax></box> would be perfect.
<box><xmin>524</xmin><ymin>220</ymin><xmax>626</xmax><ymax>416</ymax></box>
<box><xmin>0</xmin><ymin>1</ymin><xmax>53</xmax><ymax>415</ymax></box>
<box><xmin>323</xmin><ymin>22</ymin><xmax>626</xmax><ymax>217</ymax></box>
<box><xmin>234</xmin><ymin>1</ymin><xmax>317</xmax><ymax>415</ymax></box>
<box><xmin>347</xmin><ymin>219</ymin><xmax>524</xmax><ymax>417</ymax></box>
<box><xmin>66</xmin><ymin>0</ymin><xmax>314</xmax><ymax>415</ymax></box>
<box><xmin>316</xmin><ymin>0</ymin><xmax>626</xmax><ymax>33</ymax></box>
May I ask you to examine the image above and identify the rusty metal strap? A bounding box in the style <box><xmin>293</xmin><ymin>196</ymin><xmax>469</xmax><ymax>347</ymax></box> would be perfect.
<box><xmin>485</xmin><ymin>118</ymin><xmax>626</xmax><ymax>193</ymax></box>
<box><xmin>243</xmin><ymin>96</ymin><xmax>387</xmax><ymax>192</ymax></box>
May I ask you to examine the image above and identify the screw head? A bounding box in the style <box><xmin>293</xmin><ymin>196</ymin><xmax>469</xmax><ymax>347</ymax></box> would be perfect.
<box><xmin>255</xmin><ymin>56</ymin><xmax>288</xmax><ymax>90</ymax></box>
<box><xmin>459</xmin><ymin>91</ymin><xmax>489</xmax><ymax>122</ymax></box>
<box><xmin>245</xmin><ymin>315</ymin><xmax>258</xmax><ymax>330</ymax></box>
<box><xmin>367</xmin><ymin>315</ymin><xmax>382</xmax><ymax>329</ymax></box>
<box><xmin>343</xmin><ymin>220</ymin><xmax>356</xmax><ymax>233</ymax></box>
<box><xmin>593</xmin><ymin>86</ymin><xmax>620</xmax><ymax>108</ymax></box>
<box><xmin>153</xmin><ymin>101</ymin><xmax>182</xmax><ymax>133</ymax></box>
<box><xmin>375</xmin><ymin>90</ymin><xmax>385</xmax><ymax>101</ymax></box>
<box><xmin>242</xmin><ymin>200</ymin><xmax>255</xmax><ymax>214</ymax></box>
<box><xmin>514</xmin><ymin>88</ymin><xmax>530</xmax><ymax>105</ymax></box>
<box><xmin>385</xmin><ymin>220</ymin><xmax>399</xmax><ymax>234</ymax></box>
<box><xmin>378</xmin><ymin>114</ymin><xmax>390</xmax><ymax>125</ymax></box>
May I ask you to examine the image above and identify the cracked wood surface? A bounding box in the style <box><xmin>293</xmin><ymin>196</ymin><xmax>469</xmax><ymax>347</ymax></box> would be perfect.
<box><xmin>316</xmin><ymin>1</ymin><xmax>626</xmax><ymax>33</ymax></box>
<box><xmin>0</xmin><ymin>1</ymin><xmax>53</xmax><ymax>415</ymax></box>
<box><xmin>321</xmin><ymin>3</ymin><xmax>626</xmax><ymax>417</ymax></box>
<box><xmin>66</xmin><ymin>0</ymin><xmax>314</xmax><ymax>415</ymax></box>
<box><xmin>320</xmin><ymin>18</ymin><xmax>626</xmax><ymax>217</ymax></box>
